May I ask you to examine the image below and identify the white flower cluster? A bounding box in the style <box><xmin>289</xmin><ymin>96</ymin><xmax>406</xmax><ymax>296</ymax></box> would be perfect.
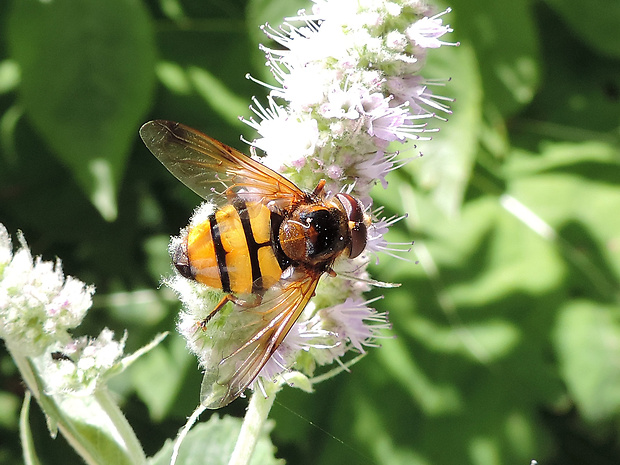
<box><xmin>0</xmin><ymin>225</ymin><xmax>93</xmax><ymax>356</ymax></box>
<box><xmin>243</xmin><ymin>0</ymin><xmax>456</xmax><ymax>202</ymax></box>
<box><xmin>41</xmin><ymin>329</ymin><xmax>127</xmax><ymax>396</ymax></box>
<box><xmin>175</xmin><ymin>0</ymin><xmax>456</xmax><ymax>394</ymax></box>
<box><xmin>0</xmin><ymin>223</ymin><xmax>124</xmax><ymax>393</ymax></box>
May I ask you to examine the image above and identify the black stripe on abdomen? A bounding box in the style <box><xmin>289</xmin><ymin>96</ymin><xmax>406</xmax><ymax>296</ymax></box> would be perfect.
<box><xmin>209</xmin><ymin>214</ymin><xmax>231</xmax><ymax>293</ymax></box>
<box><xmin>234</xmin><ymin>199</ymin><xmax>269</xmax><ymax>293</ymax></box>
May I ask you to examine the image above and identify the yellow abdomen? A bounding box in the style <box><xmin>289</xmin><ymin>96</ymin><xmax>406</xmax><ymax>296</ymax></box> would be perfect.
<box><xmin>186</xmin><ymin>201</ymin><xmax>286</xmax><ymax>294</ymax></box>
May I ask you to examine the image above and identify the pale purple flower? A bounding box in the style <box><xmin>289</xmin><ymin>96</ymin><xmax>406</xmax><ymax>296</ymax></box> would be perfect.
<box><xmin>242</xmin><ymin>96</ymin><xmax>320</xmax><ymax>172</ymax></box>
<box><xmin>387</xmin><ymin>75</ymin><xmax>454</xmax><ymax>116</ymax></box>
<box><xmin>355</xmin><ymin>151</ymin><xmax>395</xmax><ymax>189</ymax></box>
<box><xmin>365</xmin><ymin>214</ymin><xmax>413</xmax><ymax>263</ymax></box>
<box><xmin>406</xmin><ymin>8</ymin><xmax>458</xmax><ymax>49</ymax></box>
<box><xmin>363</xmin><ymin>95</ymin><xmax>431</xmax><ymax>143</ymax></box>
<box><xmin>317</xmin><ymin>296</ymin><xmax>391</xmax><ymax>356</ymax></box>
<box><xmin>255</xmin><ymin>320</ymin><xmax>328</xmax><ymax>382</ymax></box>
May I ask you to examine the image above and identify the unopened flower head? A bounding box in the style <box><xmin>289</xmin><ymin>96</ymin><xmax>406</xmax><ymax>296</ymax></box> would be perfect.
<box><xmin>0</xmin><ymin>224</ymin><xmax>94</xmax><ymax>356</ymax></box>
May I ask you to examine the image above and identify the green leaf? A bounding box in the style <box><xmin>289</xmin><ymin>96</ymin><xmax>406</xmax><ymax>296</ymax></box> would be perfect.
<box><xmin>349</xmin><ymin>392</ymin><xmax>431</xmax><ymax>465</ymax></box>
<box><xmin>131</xmin><ymin>336</ymin><xmax>193</xmax><ymax>421</ymax></box>
<box><xmin>102</xmin><ymin>289</ymin><xmax>169</xmax><ymax>327</ymax></box>
<box><xmin>20</xmin><ymin>392</ymin><xmax>42</xmax><ymax>465</ymax></box>
<box><xmin>553</xmin><ymin>300</ymin><xmax>620</xmax><ymax>422</ymax></box>
<box><xmin>449</xmin><ymin>199</ymin><xmax>565</xmax><ymax>302</ymax></box>
<box><xmin>504</xmin><ymin>140</ymin><xmax>620</xmax><ymax>176</ymax></box>
<box><xmin>376</xmin><ymin>336</ymin><xmax>463</xmax><ymax>416</ymax></box>
<box><xmin>7</xmin><ymin>332</ymin><xmax>167</xmax><ymax>465</ymax></box>
<box><xmin>151</xmin><ymin>22</ymin><xmax>256</xmax><ymax>145</ymax></box>
<box><xmin>153</xmin><ymin>61</ymin><xmax>250</xmax><ymax>130</ymax></box>
<box><xmin>143</xmin><ymin>234</ymin><xmax>173</xmax><ymax>284</ymax></box>
<box><xmin>148</xmin><ymin>415</ymin><xmax>283</xmax><ymax>465</ymax></box>
<box><xmin>186</xmin><ymin>66</ymin><xmax>249</xmax><ymax>128</ymax></box>
<box><xmin>407</xmin><ymin>41</ymin><xmax>482</xmax><ymax>216</ymax></box>
<box><xmin>0</xmin><ymin>389</ymin><xmax>20</xmax><ymax>429</ymax></box>
<box><xmin>513</xmin><ymin>10</ymin><xmax>620</xmax><ymax>139</ymax></box>
<box><xmin>7</xmin><ymin>0</ymin><xmax>156</xmax><ymax>220</ymax></box>
<box><xmin>544</xmin><ymin>0</ymin><xmax>620</xmax><ymax>58</ymax></box>
<box><xmin>55</xmin><ymin>390</ymin><xmax>146</xmax><ymax>465</ymax></box>
<box><xmin>450</xmin><ymin>0</ymin><xmax>540</xmax><ymax>116</ymax></box>
<box><xmin>505</xmin><ymin>142</ymin><xmax>620</xmax><ymax>300</ymax></box>
<box><xmin>0</xmin><ymin>59</ymin><xmax>20</xmax><ymax>94</ymax></box>
<box><xmin>404</xmin><ymin>316</ymin><xmax>520</xmax><ymax>362</ymax></box>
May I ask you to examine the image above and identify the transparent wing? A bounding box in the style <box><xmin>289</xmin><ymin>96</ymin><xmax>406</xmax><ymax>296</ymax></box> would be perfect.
<box><xmin>200</xmin><ymin>269</ymin><xmax>321</xmax><ymax>409</ymax></box>
<box><xmin>140</xmin><ymin>120</ymin><xmax>306</xmax><ymax>206</ymax></box>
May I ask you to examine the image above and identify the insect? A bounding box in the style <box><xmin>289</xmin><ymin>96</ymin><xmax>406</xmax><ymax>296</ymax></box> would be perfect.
<box><xmin>140</xmin><ymin>120</ymin><xmax>370</xmax><ymax>408</ymax></box>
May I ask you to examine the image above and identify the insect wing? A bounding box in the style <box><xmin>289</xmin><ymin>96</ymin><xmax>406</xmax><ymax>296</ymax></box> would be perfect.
<box><xmin>200</xmin><ymin>270</ymin><xmax>321</xmax><ymax>409</ymax></box>
<box><xmin>140</xmin><ymin>120</ymin><xmax>305</xmax><ymax>206</ymax></box>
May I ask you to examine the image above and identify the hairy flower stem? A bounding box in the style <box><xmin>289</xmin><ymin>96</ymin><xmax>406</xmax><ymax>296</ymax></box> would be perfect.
<box><xmin>228</xmin><ymin>386</ymin><xmax>279</xmax><ymax>465</ymax></box>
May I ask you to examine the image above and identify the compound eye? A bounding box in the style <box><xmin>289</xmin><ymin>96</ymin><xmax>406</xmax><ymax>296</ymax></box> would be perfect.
<box><xmin>335</xmin><ymin>193</ymin><xmax>367</xmax><ymax>259</ymax></box>
<box><xmin>349</xmin><ymin>223</ymin><xmax>367</xmax><ymax>258</ymax></box>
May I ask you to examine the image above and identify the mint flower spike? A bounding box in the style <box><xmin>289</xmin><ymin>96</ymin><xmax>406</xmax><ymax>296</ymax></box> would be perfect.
<box><xmin>0</xmin><ymin>223</ymin><xmax>142</xmax><ymax>395</ymax></box>
<box><xmin>242</xmin><ymin>0</ymin><xmax>456</xmax><ymax>202</ymax></box>
<box><xmin>172</xmin><ymin>0</ymin><xmax>457</xmax><ymax>397</ymax></box>
<box><xmin>171</xmin><ymin>2</ymin><xmax>456</xmax><ymax>463</ymax></box>
<box><xmin>0</xmin><ymin>223</ymin><xmax>155</xmax><ymax>465</ymax></box>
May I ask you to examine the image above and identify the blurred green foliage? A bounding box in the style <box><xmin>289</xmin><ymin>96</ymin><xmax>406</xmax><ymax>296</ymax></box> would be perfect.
<box><xmin>1</xmin><ymin>0</ymin><xmax>619</xmax><ymax>464</ymax></box>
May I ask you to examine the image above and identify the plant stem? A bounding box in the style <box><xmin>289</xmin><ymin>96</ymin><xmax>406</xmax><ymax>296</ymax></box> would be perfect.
<box><xmin>170</xmin><ymin>402</ymin><xmax>207</xmax><ymax>465</ymax></box>
<box><xmin>94</xmin><ymin>389</ymin><xmax>147</xmax><ymax>465</ymax></box>
<box><xmin>227</xmin><ymin>387</ymin><xmax>277</xmax><ymax>465</ymax></box>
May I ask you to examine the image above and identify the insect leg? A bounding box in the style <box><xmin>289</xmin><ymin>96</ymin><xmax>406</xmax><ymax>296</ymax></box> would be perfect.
<box><xmin>197</xmin><ymin>294</ymin><xmax>234</xmax><ymax>329</ymax></box>
<box><xmin>197</xmin><ymin>293</ymin><xmax>264</xmax><ymax>330</ymax></box>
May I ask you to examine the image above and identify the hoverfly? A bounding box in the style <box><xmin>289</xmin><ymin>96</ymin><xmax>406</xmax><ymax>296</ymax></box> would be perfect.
<box><xmin>140</xmin><ymin>120</ymin><xmax>370</xmax><ymax>408</ymax></box>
